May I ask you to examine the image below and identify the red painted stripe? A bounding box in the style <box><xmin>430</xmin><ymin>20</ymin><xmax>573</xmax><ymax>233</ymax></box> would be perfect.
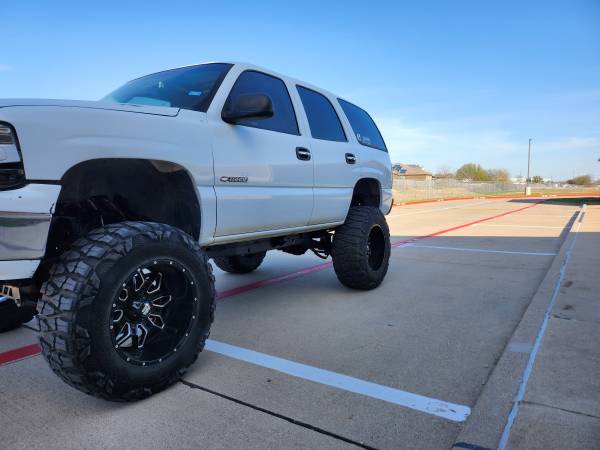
<box><xmin>0</xmin><ymin>343</ymin><xmax>41</xmax><ymax>365</ymax></box>
<box><xmin>0</xmin><ymin>200</ymin><xmax>543</xmax><ymax>366</ymax></box>
<box><xmin>218</xmin><ymin>200</ymin><xmax>542</xmax><ymax>300</ymax></box>
<box><xmin>217</xmin><ymin>260</ymin><xmax>333</xmax><ymax>300</ymax></box>
<box><xmin>391</xmin><ymin>200</ymin><xmax>541</xmax><ymax>248</ymax></box>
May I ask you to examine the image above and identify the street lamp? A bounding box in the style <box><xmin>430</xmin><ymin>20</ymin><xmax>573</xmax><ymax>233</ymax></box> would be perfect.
<box><xmin>525</xmin><ymin>138</ymin><xmax>532</xmax><ymax>196</ymax></box>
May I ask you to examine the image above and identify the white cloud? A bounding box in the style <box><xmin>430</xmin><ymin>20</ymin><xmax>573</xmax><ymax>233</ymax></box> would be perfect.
<box><xmin>374</xmin><ymin>114</ymin><xmax>600</xmax><ymax>179</ymax></box>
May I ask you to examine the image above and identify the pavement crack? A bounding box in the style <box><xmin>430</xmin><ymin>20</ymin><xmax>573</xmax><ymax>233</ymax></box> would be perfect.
<box><xmin>180</xmin><ymin>379</ymin><xmax>377</xmax><ymax>450</ymax></box>
<box><xmin>521</xmin><ymin>400</ymin><xmax>600</xmax><ymax>420</ymax></box>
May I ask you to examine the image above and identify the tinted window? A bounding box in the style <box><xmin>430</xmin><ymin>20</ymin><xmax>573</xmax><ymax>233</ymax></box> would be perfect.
<box><xmin>338</xmin><ymin>99</ymin><xmax>387</xmax><ymax>151</ymax></box>
<box><xmin>224</xmin><ymin>71</ymin><xmax>298</xmax><ymax>135</ymax></box>
<box><xmin>297</xmin><ymin>86</ymin><xmax>346</xmax><ymax>142</ymax></box>
<box><xmin>102</xmin><ymin>63</ymin><xmax>232</xmax><ymax>112</ymax></box>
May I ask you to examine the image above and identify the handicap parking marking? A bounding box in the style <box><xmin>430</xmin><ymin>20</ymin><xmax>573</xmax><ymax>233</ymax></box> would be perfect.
<box><xmin>204</xmin><ymin>339</ymin><xmax>471</xmax><ymax>422</ymax></box>
<box><xmin>405</xmin><ymin>244</ymin><xmax>557</xmax><ymax>257</ymax></box>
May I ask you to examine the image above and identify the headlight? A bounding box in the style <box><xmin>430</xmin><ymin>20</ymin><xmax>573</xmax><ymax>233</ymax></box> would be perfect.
<box><xmin>0</xmin><ymin>123</ymin><xmax>25</xmax><ymax>189</ymax></box>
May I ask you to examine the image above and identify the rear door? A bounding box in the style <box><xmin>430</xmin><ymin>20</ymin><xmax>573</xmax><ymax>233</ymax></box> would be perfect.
<box><xmin>295</xmin><ymin>85</ymin><xmax>356</xmax><ymax>225</ymax></box>
<box><xmin>209</xmin><ymin>70</ymin><xmax>313</xmax><ymax>237</ymax></box>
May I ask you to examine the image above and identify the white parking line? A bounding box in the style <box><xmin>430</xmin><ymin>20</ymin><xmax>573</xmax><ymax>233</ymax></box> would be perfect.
<box><xmin>204</xmin><ymin>340</ymin><xmax>471</xmax><ymax>422</ymax></box>
<box><xmin>406</xmin><ymin>244</ymin><xmax>556</xmax><ymax>257</ymax></box>
<box><xmin>471</xmin><ymin>223</ymin><xmax>565</xmax><ymax>229</ymax></box>
<box><xmin>390</xmin><ymin>200</ymin><xmax>491</xmax><ymax>217</ymax></box>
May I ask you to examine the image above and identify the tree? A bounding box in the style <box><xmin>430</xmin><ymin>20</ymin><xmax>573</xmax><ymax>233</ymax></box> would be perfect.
<box><xmin>567</xmin><ymin>175</ymin><xmax>592</xmax><ymax>186</ymax></box>
<box><xmin>435</xmin><ymin>165</ymin><xmax>454</xmax><ymax>178</ymax></box>
<box><xmin>455</xmin><ymin>163</ymin><xmax>490</xmax><ymax>181</ymax></box>
<box><xmin>488</xmin><ymin>168</ymin><xmax>511</xmax><ymax>182</ymax></box>
<box><xmin>530</xmin><ymin>175</ymin><xmax>544</xmax><ymax>184</ymax></box>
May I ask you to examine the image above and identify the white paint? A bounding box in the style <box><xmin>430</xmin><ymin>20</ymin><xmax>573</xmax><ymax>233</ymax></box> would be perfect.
<box><xmin>204</xmin><ymin>339</ymin><xmax>471</xmax><ymax>422</ymax></box>
<box><xmin>498</xmin><ymin>204</ymin><xmax>586</xmax><ymax>450</ymax></box>
<box><xmin>407</xmin><ymin>244</ymin><xmax>556</xmax><ymax>257</ymax></box>
<box><xmin>389</xmin><ymin>200</ymin><xmax>491</xmax><ymax>217</ymax></box>
<box><xmin>471</xmin><ymin>223</ymin><xmax>564</xmax><ymax>229</ymax></box>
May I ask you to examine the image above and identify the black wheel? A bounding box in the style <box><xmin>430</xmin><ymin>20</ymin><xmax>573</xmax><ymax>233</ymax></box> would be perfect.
<box><xmin>37</xmin><ymin>221</ymin><xmax>215</xmax><ymax>401</ymax></box>
<box><xmin>213</xmin><ymin>251</ymin><xmax>266</xmax><ymax>274</ymax></box>
<box><xmin>332</xmin><ymin>206</ymin><xmax>391</xmax><ymax>290</ymax></box>
<box><xmin>0</xmin><ymin>299</ymin><xmax>36</xmax><ymax>332</ymax></box>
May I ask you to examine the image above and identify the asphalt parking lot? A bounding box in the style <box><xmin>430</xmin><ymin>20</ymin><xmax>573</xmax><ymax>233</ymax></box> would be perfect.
<box><xmin>0</xmin><ymin>197</ymin><xmax>593</xmax><ymax>449</ymax></box>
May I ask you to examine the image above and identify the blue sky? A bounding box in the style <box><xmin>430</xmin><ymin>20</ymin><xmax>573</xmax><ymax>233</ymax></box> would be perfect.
<box><xmin>2</xmin><ymin>0</ymin><xmax>599</xmax><ymax>180</ymax></box>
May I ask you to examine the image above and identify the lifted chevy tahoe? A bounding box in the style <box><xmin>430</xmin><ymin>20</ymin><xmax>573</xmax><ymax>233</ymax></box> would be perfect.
<box><xmin>0</xmin><ymin>62</ymin><xmax>392</xmax><ymax>400</ymax></box>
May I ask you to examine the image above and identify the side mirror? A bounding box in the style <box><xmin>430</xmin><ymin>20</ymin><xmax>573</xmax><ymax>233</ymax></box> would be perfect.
<box><xmin>222</xmin><ymin>93</ymin><xmax>273</xmax><ymax>124</ymax></box>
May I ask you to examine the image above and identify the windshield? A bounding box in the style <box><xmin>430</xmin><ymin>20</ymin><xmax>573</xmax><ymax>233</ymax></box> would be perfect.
<box><xmin>102</xmin><ymin>63</ymin><xmax>232</xmax><ymax>112</ymax></box>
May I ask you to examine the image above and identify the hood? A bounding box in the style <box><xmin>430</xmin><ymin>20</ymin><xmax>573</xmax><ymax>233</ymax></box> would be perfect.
<box><xmin>0</xmin><ymin>99</ymin><xmax>180</xmax><ymax>117</ymax></box>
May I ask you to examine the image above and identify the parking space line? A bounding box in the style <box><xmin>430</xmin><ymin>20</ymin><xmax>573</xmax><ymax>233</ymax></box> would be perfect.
<box><xmin>389</xmin><ymin>200</ymin><xmax>491</xmax><ymax>217</ymax></box>
<box><xmin>204</xmin><ymin>339</ymin><xmax>471</xmax><ymax>422</ymax></box>
<box><xmin>406</xmin><ymin>244</ymin><xmax>556</xmax><ymax>257</ymax></box>
<box><xmin>217</xmin><ymin>202</ymin><xmax>541</xmax><ymax>300</ymax></box>
<box><xmin>217</xmin><ymin>201</ymin><xmax>542</xmax><ymax>300</ymax></box>
<box><xmin>497</xmin><ymin>205</ymin><xmax>586</xmax><ymax>450</ymax></box>
<box><xmin>472</xmin><ymin>223</ymin><xmax>565</xmax><ymax>229</ymax></box>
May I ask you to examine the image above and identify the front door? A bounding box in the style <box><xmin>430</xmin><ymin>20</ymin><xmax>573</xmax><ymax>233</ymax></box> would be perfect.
<box><xmin>210</xmin><ymin>70</ymin><xmax>313</xmax><ymax>237</ymax></box>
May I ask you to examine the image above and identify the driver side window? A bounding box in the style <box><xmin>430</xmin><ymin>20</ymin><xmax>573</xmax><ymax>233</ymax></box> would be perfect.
<box><xmin>224</xmin><ymin>71</ymin><xmax>299</xmax><ymax>135</ymax></box>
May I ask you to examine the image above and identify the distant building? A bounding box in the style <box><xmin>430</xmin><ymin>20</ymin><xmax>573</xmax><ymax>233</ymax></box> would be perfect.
<box><xmin>392</xmin><ymin>163</ymin><xmax>432</xmax><ymax>181</ymax></box>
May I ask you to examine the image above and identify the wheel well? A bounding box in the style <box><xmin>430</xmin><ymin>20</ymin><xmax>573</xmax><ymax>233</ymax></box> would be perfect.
<box><xmin>351</xmin><ymin>178</ymin><xmax>381</xmax><ymax>207</ymax></box>
<box><xmin>45</xmin><ymin>159</ymin><xmax>201</xmax><ymax>258</ymax></box>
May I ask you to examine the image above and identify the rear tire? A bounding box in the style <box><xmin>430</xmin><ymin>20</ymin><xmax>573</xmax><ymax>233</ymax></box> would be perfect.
<box><xmin>213</xmin><ymin>251</ymin><xmax>266</xmax><ymax>274</ymax></box>
<box><xmin>332</xmin><ymin>206</ymin><xmax>391</xmax><ymax>290</ymax></box>
<box><xmin>37</xmin><ymin>221</ymin><xmax>215</xmax><ymax>401</ymax></box>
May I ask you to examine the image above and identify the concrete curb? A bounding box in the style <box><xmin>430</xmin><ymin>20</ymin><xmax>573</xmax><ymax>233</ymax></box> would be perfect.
<box><xmin>452</xmin><ymin>206</ymin><xmax>585</xmax><ymax>450</ymax></box>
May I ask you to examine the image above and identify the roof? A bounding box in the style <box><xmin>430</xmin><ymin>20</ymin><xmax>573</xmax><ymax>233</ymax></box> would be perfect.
<box><xmin>142</xmin><ymin>61</ymin><xmax>343</xmax><ymax>104</ymax></box>
<box><xmin>393</xmin><ymin>164</ymin><xmax>432</xmax><ymax>177</ymax></box>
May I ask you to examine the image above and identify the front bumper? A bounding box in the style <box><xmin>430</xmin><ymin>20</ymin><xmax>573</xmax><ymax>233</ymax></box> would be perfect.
<box><xmin>0</xmin><ymin>184</ymin><xmax>61</xmax><ymax>281</ymax></box>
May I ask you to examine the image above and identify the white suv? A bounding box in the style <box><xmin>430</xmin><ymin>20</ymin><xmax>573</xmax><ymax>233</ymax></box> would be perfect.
<box><xmin>0</xmin><ymin>62</ymin><xmax>392</xmax><ymax>400</ymax></box>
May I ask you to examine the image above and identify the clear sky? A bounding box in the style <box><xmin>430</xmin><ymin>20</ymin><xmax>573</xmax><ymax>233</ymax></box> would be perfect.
<box><xmin>2</xmin><ymin>0</ymin><xmax>599</xmax><ymax>180</ymax></box>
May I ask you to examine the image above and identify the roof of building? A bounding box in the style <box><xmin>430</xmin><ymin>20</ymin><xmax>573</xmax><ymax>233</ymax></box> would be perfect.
<box><xmin>392</xmin><ymin>163</ymin><xmax>432</xmax><ymax>177</ymax></box>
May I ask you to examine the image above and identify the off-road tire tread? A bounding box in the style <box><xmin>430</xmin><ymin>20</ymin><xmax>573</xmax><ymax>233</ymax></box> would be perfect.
<box><xmin>332</xmin><ymin>206</ymin><xmax>390</xmax><ymax>290</ymax></box>
<box><xmin>37</xmin><ymin>221</ymin><xmax>215</xmax><ymax>401</ymax></box>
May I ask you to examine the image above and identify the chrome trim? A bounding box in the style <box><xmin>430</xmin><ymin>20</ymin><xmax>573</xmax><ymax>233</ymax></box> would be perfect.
<box><xmin>0</xmin><ymin>211</ymin><xmax>52</xmax><ymax>260</ymax></box>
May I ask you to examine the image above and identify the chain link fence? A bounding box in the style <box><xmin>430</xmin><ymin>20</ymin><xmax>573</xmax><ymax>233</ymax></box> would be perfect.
<box><xmin>392</xmin><ymin>178</ymin><xmax>597</xmax><ymax>203</ymax></box>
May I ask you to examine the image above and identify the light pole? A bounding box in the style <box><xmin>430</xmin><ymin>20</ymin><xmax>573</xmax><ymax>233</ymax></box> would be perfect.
<box><xmin>525</xmin><ymin>138</ymin><xmax>532</xmax><ymax>195</ymax></box>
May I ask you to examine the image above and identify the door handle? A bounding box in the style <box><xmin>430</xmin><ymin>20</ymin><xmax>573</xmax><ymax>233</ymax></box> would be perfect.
<box><xmin>296</xmin><ymin>147</ymin><xmax>311</xmax><ymax>161</ymax></box>
<box><xmin>345</xmin><ymin>153</ymin><xmax>356</xmax><ymax>164</ymax></box>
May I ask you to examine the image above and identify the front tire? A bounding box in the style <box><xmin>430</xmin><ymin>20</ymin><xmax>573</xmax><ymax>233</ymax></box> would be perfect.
<box><xmin>332</xmin><ymin>206</ymin><xmax>391</xmax><ymax>290</ymax></box>
<box><xmin>37</xmin><ymin>221</ymin><xmax>215</xmax><ymax>401</ymax></box>
<box><xmin>213</xmin><ymin>251</ymin><xmax>266</xmax><ymax>274</ymax></box>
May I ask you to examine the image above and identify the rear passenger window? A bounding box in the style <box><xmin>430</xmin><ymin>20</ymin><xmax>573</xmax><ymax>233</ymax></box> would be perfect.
<box><xmin>297</xmin><ymin>86</ymin><xmax>346</xmax><ymax>142</ymax></box>
<box><xmin>338</xmin><ymin>99</ymin><xmax>387</xmax><ymax>151</ymax></box>
<box><xmin>224</xmin><ymin>70</ymin><xmax>299</xmax><ymax>135</ymax></box>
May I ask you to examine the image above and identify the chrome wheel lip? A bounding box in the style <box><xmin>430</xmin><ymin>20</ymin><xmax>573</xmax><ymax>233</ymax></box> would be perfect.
<box><xmin>109</xmin><ymin>258</ymin><xmax>200</xmax><ymax>367</ymax></box>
